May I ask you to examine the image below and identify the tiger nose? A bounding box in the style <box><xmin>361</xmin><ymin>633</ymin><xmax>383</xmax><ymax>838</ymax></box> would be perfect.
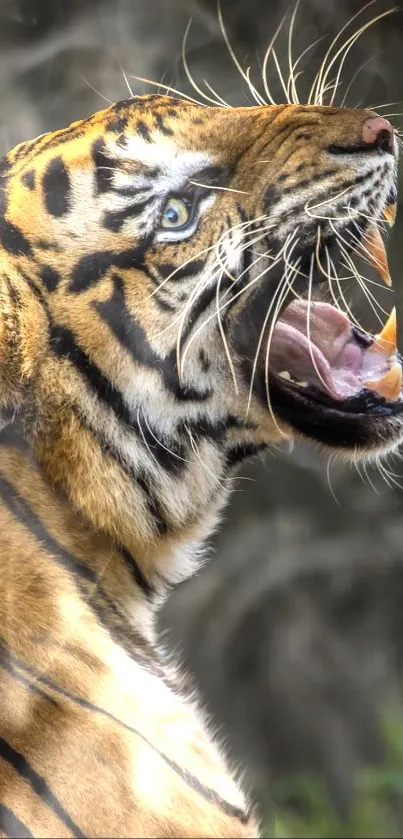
<box><xmin>362</xmin><ymin>116</ymin><xmax>394</xmax><ymax>152</ymax></box>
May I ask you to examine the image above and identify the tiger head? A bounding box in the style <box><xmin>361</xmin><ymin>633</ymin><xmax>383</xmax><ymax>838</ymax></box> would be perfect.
<box><xmin>0</xmin><ymin>95</ymin><xmax>400</xmax><ymax>548</ymax></box>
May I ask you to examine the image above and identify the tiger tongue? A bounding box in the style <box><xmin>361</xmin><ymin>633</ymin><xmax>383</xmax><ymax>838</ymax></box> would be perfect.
<box><xmin>359</xmin><ymin>225</ymin><xmax>392</xmax><ymax>287</ymax></box>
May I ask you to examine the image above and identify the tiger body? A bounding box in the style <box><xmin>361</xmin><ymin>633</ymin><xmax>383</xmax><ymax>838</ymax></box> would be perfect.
<box><xmin>0</xmin><ymin>92</ymin><xmax>399</xmax><ymax>836</ymax></box>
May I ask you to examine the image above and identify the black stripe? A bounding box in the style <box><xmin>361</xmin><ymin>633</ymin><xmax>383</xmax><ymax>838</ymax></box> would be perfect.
<box><xmin>155</xmin><ymin>113</ymin><xmax>173</xmax><ymax>136</ymax></box>
<box><xmin>0</xmin><ymin>639</ymin><xmax>251</xmax><ymax>826</ymax></box>
<box><xmin>51</xmin><ymin>323</ymin><xmax>133</xmax><ymax>425</ymax></box>
<box><xmin>0</xmin><ymin>804</ymin><xmax>34</xmax><ymax>838</ymax></box>
<box><xmin>51</xmin><ymin>329</ymin><xmax>171</xmax><ymax>534</ymax></box>
<box><xmin>74</xmin><ymin>406</ymin><xmax>169</xmax><ymax>537</ymax></box>
<box><xmin>84</xmin><ymin>592</ymin><xmax>161</xmax><ymax>671</ymax></box>
<box><xmin>94</xmin><ymin>274</ymin><xmax>210</xmax><ymax>402</ymax></box>
<box><xmin>39</xmin><ymin>264</ymin><xmax>61</xmax><ymax>292</ymax></box>
<box><xmin>21</xmin><ymin>170</ymin><xmax>35</xmax><ymax>191</ymax></box>
<box><xmin>106</xmin><ymin>112</ymin><xmax>129</xmax><ymax>133</ymax></box>
<box><xmin>42</xmin><ymin>156</ymin><xmax>71</xmax><ymax>217</ymax></box>
<box><xmin>26</xmin><ymin>123</ymin><xmax>82</xmax><ymax>161</ymax></box>
<box><xmin>0</xmin><ymin>474</ymin><xmax>98</xmax><ymax>586</ymax></box>
<box><xmin>103</xmin><ymin>197</ymin><xmax>154</xmax><ymax>232</ymax></box>
<box><xmin>0</xmin><ymin>645</ymin><xmax>60</xmax><ymax>709</ymax></box>
<box><xmin>0</xmin><ymin>217</ymin><xmax>33</xmax><ymax>257</ymax></box>
<box><xmin>0</xmin><ymin>467</ymin><xmax>155</xmax><ymax>609</ymax></box>
<box><xmin>0</xmin><ymin>737</ymin><xmax>84</xmax><ymax>837</ymax></box>
<box><xmin>135</xmin><ymin>472</ymin><xmax>168</xmax><ymax>535</ymax></box>
<box><xmin>120</xmin><ymin>546</ymin><xmax>156</xmax><ymax>597</ymax></box>
<box><xmin>91</xmin><ymin>138</ymin><xmax>117</xmax><ymax>194</ymax></box>
<box><xmin>226</xmin><ymin>442</ymin><xmax>266</xmax><ymax>466</ymax></box>
<box><xmin>136</xmin><ymin>120</ymin><xmax>152</xmax><ymax>143</ymax></box>
<box><xmin>69</xmin><ymin>241</ymin><xmax>149</xmax><ymax>293</ymax></box>
<box><xmin>154</xmin><ymin>259</ymin><xmax>206</xmax><ymax>282</ymax></box>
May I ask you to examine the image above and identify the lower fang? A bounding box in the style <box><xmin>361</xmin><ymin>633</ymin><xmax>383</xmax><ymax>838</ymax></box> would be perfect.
<box><xmin>365</xmin><ymin>361</ymin><xmax>402</xmax><ymax>401</ymax></box>
<box><xmin>279</xmin><ymin>371</ymin><xmax>291</xmax><ymax>380</ymax></box>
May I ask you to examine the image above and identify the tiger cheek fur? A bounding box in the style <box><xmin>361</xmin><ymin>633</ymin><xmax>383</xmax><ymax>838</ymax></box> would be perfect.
<box><xmin>0</xmin><ymin>92</ymin><xmax>399</xmax><ymax>837</ymax></box>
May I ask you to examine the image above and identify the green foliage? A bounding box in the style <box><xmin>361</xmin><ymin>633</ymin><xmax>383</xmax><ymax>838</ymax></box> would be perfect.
<box><xmin>262</xmin><ymin>712</ymin><xmax>403</xmax><ymax>839</ymax></box>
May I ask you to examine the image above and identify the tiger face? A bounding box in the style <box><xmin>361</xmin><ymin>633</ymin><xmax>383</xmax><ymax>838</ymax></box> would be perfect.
<box><xmin>1</xmin><ymin>94</ymin><xmax>400</xmax><ymax>471</ymax></box>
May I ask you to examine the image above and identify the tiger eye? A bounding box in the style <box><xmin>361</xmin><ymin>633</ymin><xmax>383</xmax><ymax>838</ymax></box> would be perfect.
<box><xmin>161</xmin><ymin>197</ymin><xmax>190</xmax><ymax>229</ymax></box>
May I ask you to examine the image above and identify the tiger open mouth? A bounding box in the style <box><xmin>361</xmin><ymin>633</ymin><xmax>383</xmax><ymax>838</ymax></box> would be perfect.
<box><xmin>263</xmin><ymin>198</ymin><xmax>403</xmax><ymax>450</ymax></box>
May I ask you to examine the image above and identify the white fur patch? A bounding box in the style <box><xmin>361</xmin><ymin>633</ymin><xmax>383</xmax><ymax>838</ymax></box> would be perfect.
<box><xmin>116</xmin><ymin>134</ymin><xmax>213</xmax><ymax>195</ymax></box>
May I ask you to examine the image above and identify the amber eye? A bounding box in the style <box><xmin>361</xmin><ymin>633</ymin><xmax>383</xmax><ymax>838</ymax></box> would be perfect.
<box><xmin>161</xmin><ymin>197</ymin><xmax>190</xmax><ymax>229</ymax></box>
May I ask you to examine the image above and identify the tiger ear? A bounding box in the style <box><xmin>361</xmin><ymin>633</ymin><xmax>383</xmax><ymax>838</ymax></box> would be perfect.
<box><xmin>0</xmin><ymin>268</ymin><xmax>48</xmax><ymax>410</ymax></box>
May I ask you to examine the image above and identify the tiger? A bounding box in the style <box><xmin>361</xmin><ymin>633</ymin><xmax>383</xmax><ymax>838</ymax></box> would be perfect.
<box><xmin>0</xmin><ymin>82</ymin><xmax>400</xmax><ymax>838</ymax></box>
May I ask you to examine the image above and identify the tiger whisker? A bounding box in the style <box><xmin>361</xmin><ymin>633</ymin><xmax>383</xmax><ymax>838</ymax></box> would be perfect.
<box><xmin>216</xmin><ymin>270</ymin><xmax>239</xmax><ymax>395</ymax></box>
<box><xmin>339</xmin><ymin>250</ymin><xmax>388</xmax><ymax>323</ymax></box>
<box><xmin>288</xmin><ymin>33</ymin><xmax>326</xmax><ymax>102</ymax></box>
<box><xmin>369</xmin><ymin>112</ymin><xmax>403</xmax><ymax>119</ymax></box>
<box><xmin>346</xmin><ymin>205</ymin><xmax>388</xmax><ymax>228</ymax></box>
<box><xmin>178</xmin><ymin>234</ymin><xmax>288</xmax><ymax>380</ymax></box>
<box><xmin>306</xmin><ymin>238</ymin><xmax>330</xmax><ymax>391</ymax></box>
<box><xmin>142</xmin><ymin>412</ymin><xmax>191</xmax><ymax>466</ymax></box>
<box><xmin>120</xmin><ymin>65</ymin><xmax>135</xmax><ymax>99</ymax></box>
<box><xmin>182</xmin><ymin>20</ymin><xmax>227</xmax><ymax>108</ymax></box>
<box><xmin>339</xmin><ymin>55</ymin><xmax>377</xmax><ymax>108</ymax></box>
<box><xmin>271</xmin><ymin>48</ymin><xmax>290</xmax><ymax>103</ymax></box>
<box><xmin>326</xmin><ymin>453</ymin><xmax>341</xmax><ymax>505</ymax></box>
<box><xmin>247</xmin><ymin>235</ymin><xmax>300</xmax><ymax>417</ymax></box>
<box><xmin>80</xmin><ymin>75</ymin><xmax>114</xmax><ymax>105</ymax></box>
<box><xmin>130</xmin><ymin>74</ymin><xmax>207</xmax><ymax>108</ymax></box>
<box><xmin>136</xmin><ymin>408</ymin><xmax>164</xmax><ymax>471</ymax></box>
<box><xmin>305</xmin><ymin>183</ymin><xmax>359</xmax><ymax>215</ymax></box>
<box><xmin>263</xmin><ymin>255</ymin><xmax>299</xmax><ymax>437</ymax></box>
<box><xmin>184</xmin><ymin>424</ymin><xmax>229</xmax><ymax>489</ymax></box>
<box><xmin>147</xmin><ymin>244</ymin><xmax>217</xmax><ymax>302</ymax></box>
<box><xmin>287</xmin><ymin>0</ymin><xmax>301</xmax><ymax>105</ymax></box>
<box><xmin>212</xmin><ymin>216</ymin><xmax>276</xmax><ymax>283</ymax></box>
<box><xmin>188</xmin><ymin>181</ymin><xmax>250</xmax><ymax>195</ymax></box>
<box><xmin>202</xmin><ymin>80</ymin><xmax>230</xmax><ymax>108</ymax></box>
<box><xmin>330</xmin><ymin>221</ymin><xmax>389</xmax><ymax>321</ymax></box>
<box><xmin>326</xmin><ymin>9</ymin><xmax>395</xmax><ymax>107</ymax></box>
<box><xmin>308</xmin><ymin>0</ymin><xmax>378</xmax><ymax>104</ymax></box>
<box><xmin>262</xmin><ymin>14</ymin><xmax>287</xmax><ymax>105</ymax></box>
<box><xmin>155</xmin><ymin>219</ymin><xmax>273</xmax><ymax>337</ymax></box>
<box><xmin>367</xmin><ymin>101</ymin><xmax>403</xmax><ymax>110</ymax></box>
<box><xmin>217</xmin><ymin>0</ymin><xmax>266</xmax><ymax>106</ymax></box>
<box><xmin>328</xmin><ymin>249</ymin><xmax>371</xmax><ymax>331</ymax></box>
<box><xmin>320</xmin><ymin>244</ymin><xmax>363</xmax><ymax>330</ymax></box>
<box><xmin>362</xmin><ymin>455</ymin><xmax>379</xmax><ymax>493</ymax></box>
<box><xmin>176</xmin><ymin>269</ymin><xmax>217</xmax><ymax>379</ymax></box>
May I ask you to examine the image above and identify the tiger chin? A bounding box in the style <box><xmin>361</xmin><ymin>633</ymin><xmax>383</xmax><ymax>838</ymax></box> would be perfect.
<box><xmin>0</xmin><ymin>93</ymin><xmax>399</xmax><ymax>838</ymax></box>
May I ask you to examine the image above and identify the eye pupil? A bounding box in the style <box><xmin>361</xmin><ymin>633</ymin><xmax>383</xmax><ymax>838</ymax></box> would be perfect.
<box><xmin>165</xmin><ymin>206</ymin><xmax>179</xmax><ymax>224</ymax></box>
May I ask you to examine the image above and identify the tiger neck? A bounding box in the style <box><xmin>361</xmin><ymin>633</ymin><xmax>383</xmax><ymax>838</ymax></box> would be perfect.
<box><xmin>0</xmin><ymin>259</ymin><xmax>266</xmax><ymax>614</ymax></box>
<box><xmin>28</xmin><ymin>377</ymin><xmax>234</xmax><ymax>599</ymax></box>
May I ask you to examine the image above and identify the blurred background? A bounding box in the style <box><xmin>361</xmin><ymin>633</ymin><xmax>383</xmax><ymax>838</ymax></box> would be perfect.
<box><xmin>3</xmin><ymin>1</ymin><xmax>403</xmax><ymax>835</ymax></box>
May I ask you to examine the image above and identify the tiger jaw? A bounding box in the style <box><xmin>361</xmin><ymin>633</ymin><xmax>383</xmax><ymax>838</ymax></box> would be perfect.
<box><xmin>234</xmin><ymin>168</ymin><xmax>403</xmax><ymax>455</ymax></box>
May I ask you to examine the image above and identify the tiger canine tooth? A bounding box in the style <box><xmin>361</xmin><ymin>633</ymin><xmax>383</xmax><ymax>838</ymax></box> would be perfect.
<box><xmin>383</xmin><ymin>203</ymin><xmax>397</xmax><ymax>227</ymax></box>
<box><xmin>365</xmin><ymin>361</ymin><xmax>402</xmax><ymax>401</ymax></box>
<box><xmin>296</xmin><ymin>381</ymin><xmax>308</xmax><ymax>388</ymax></box>
<box><xmin>361</xmin><ymin>225</ymin><xmax>392</xmax><ymax>287</ymax></box>
<box><xmin>279</xmin><ymin>370</ymin><xmax>291</xmax><ymax>380</ymax></box>
<box><xmin>369</xmin><ymin>307</ymin><xmax>397</xmax><ymax>355</ymax></box>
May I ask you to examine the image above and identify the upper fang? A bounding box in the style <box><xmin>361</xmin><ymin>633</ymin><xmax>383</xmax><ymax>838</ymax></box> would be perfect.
<box><xmin>383</xmin><ymin>203</ymin><xmax>397</xmax><ymax>228</ymax></box>
<box><xmin>369</xmin><ymin>307</ymin><xmax>397</xmax><ymax>355</ymax></box>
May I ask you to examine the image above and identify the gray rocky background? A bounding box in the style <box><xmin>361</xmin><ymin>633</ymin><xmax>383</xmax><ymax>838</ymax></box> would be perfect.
<box><xmin>2</xmin><ymin>0</ymin><xmax>403</xmax><ymax>831</ymax></box>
